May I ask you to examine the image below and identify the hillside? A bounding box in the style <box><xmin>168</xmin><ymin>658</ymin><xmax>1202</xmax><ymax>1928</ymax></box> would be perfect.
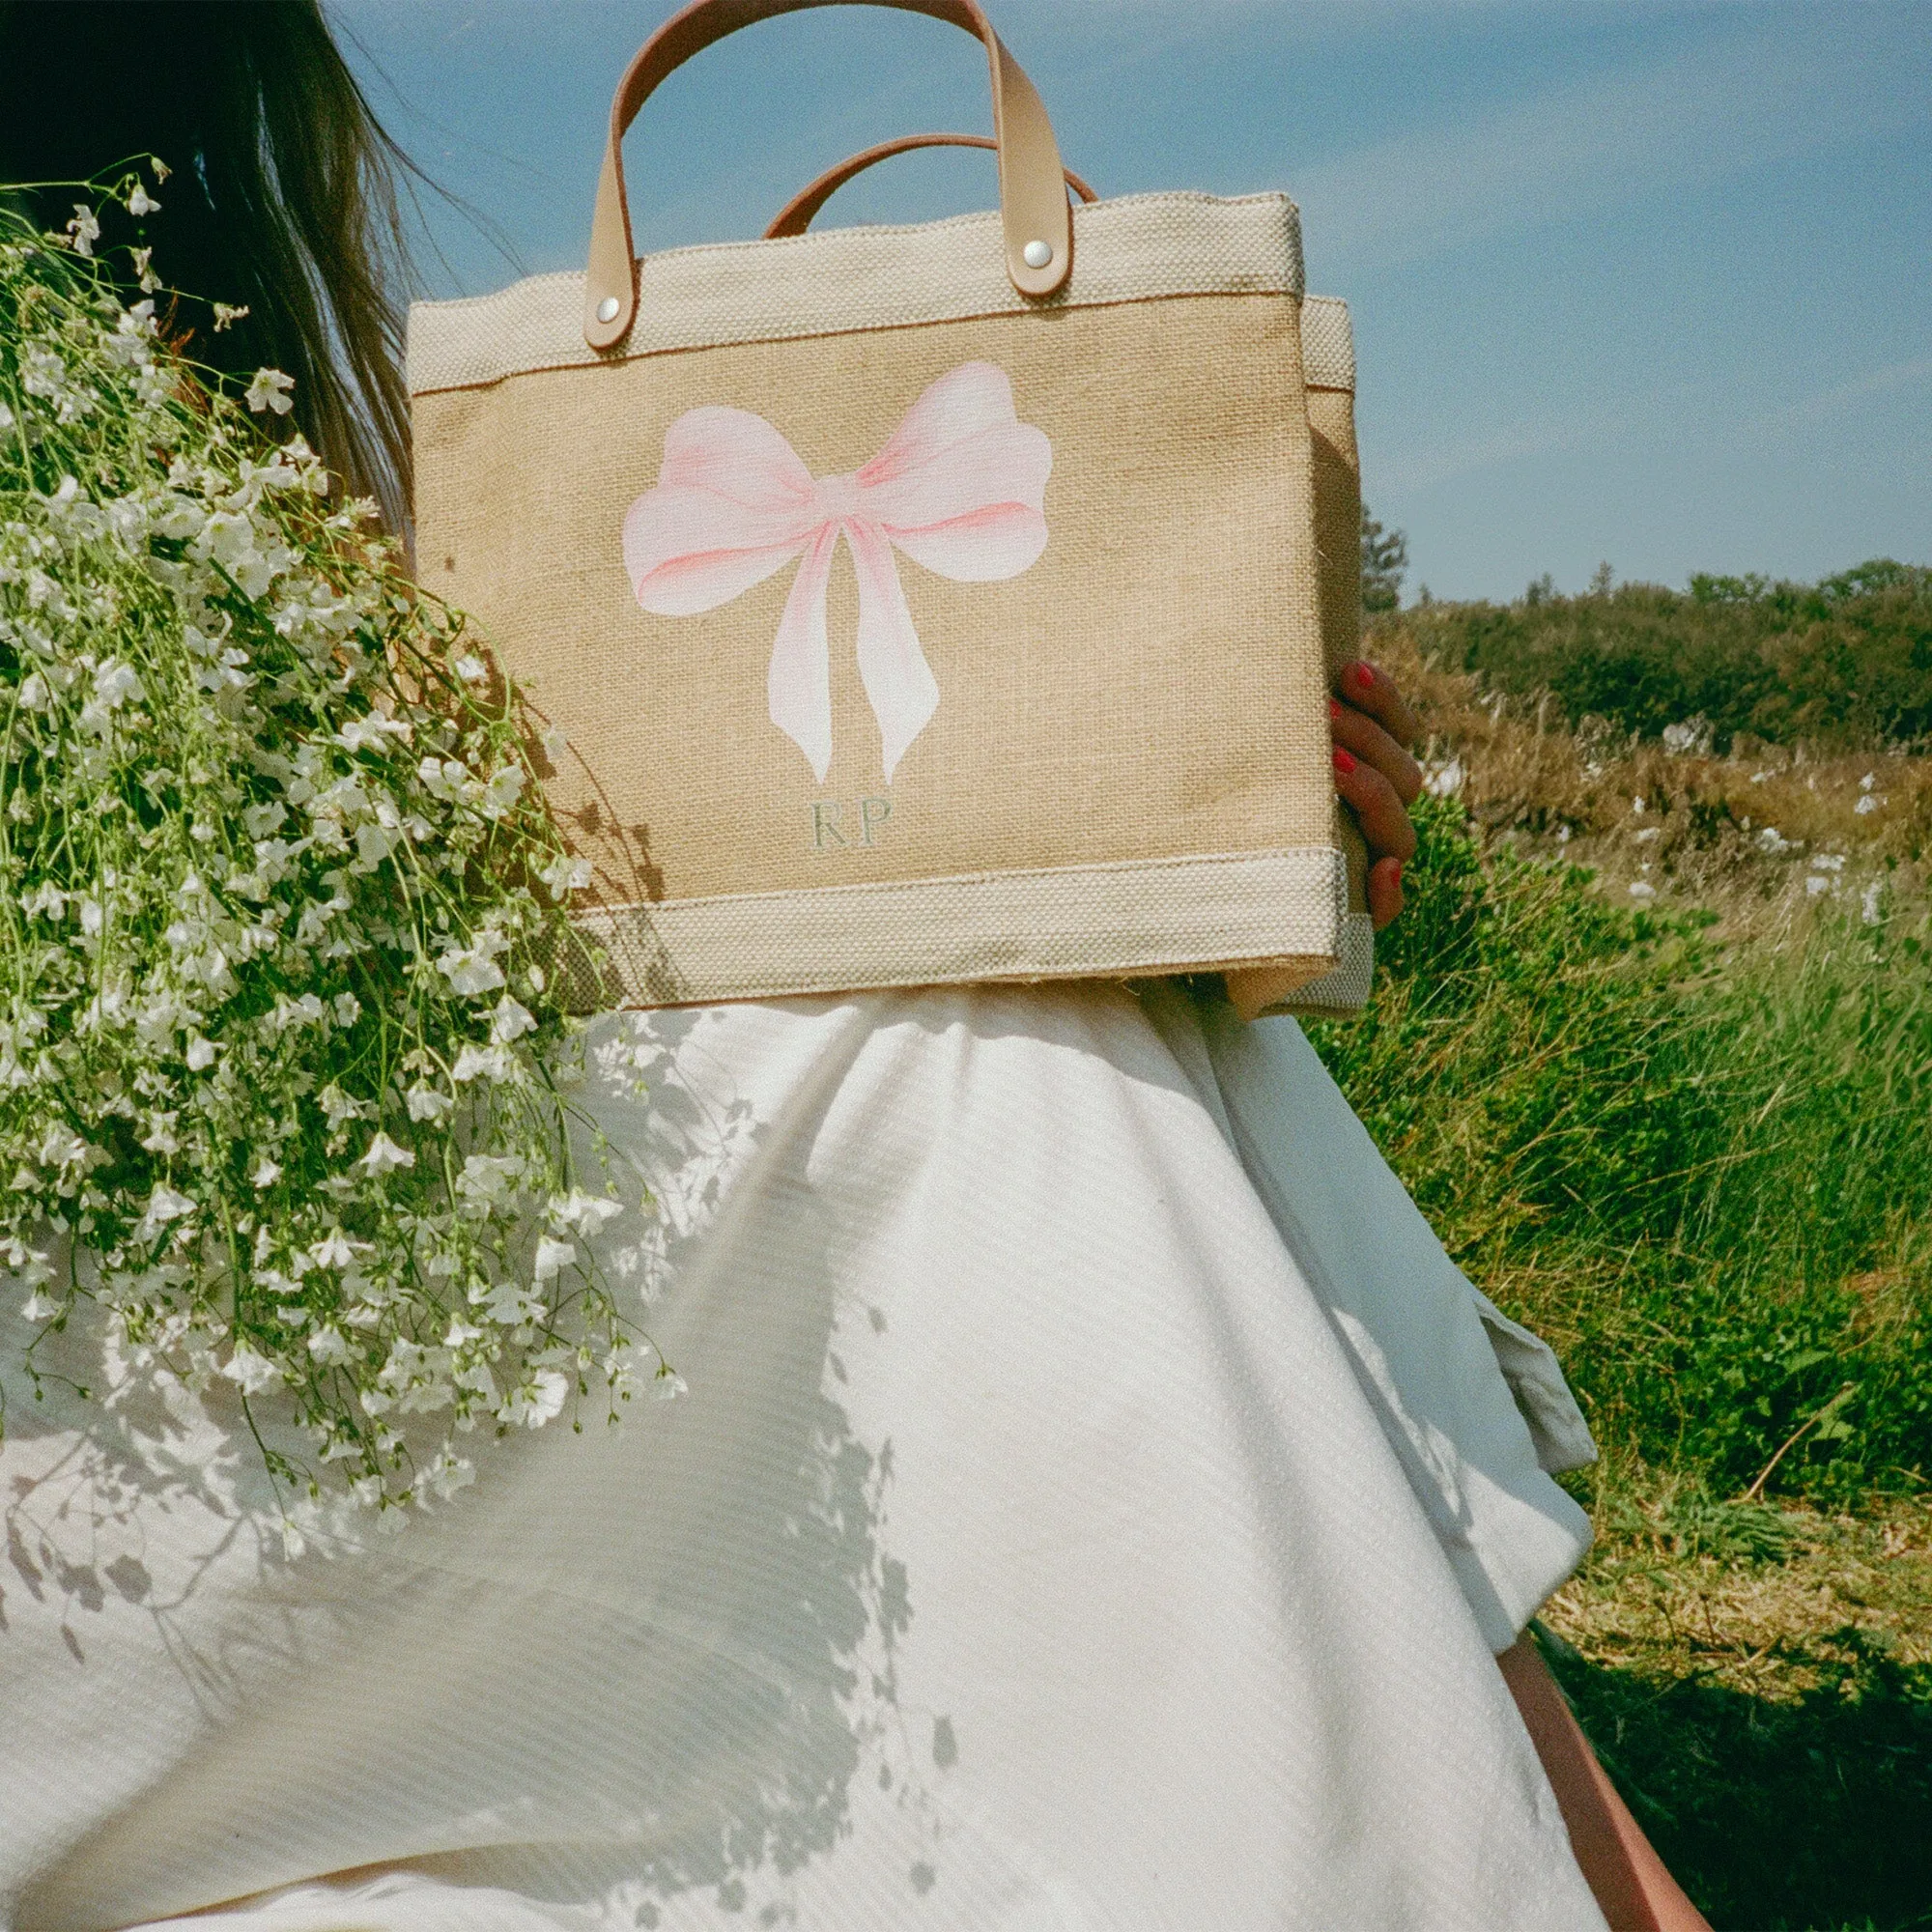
<box><xmin>1318</xmin><ymin>595</ymin><xmax>1932</xmax><ymax>1929</ymax></box>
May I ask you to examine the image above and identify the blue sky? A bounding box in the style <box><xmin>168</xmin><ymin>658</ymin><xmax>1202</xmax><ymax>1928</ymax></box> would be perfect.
<box><xmin>334</xmin><ymin>0</ymin><xmax>1931</xmax><ymax>604</ymax></box>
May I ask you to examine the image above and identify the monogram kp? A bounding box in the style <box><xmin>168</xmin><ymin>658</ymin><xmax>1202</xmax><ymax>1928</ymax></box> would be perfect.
<box><xmin>810</xmin><ymin>796</ymin><xmax>895</xmax><ymax>851</ymax></box>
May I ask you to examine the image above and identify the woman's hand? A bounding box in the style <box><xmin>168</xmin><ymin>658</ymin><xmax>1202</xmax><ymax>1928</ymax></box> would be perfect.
<box><xmin>1330</xmin><ymin>660</ymin><xmax>1423</xmax><ymax>930</ymax></box>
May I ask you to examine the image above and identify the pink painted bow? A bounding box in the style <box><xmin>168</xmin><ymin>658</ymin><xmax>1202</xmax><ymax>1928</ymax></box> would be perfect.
<box><xmin>622</xmin><ymin>360</ymin><xmax>1051</xmax><ymax>783</ymax></box>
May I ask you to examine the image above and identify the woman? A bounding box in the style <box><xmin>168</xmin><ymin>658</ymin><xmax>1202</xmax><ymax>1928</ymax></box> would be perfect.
<box><xmin>0</xmin><ymin>6</ymin><xmax>1705</xmax><ymax>1928</ymax></box>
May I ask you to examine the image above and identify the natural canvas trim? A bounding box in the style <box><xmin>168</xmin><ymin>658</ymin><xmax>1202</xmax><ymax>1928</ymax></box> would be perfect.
<box><xmin>563</xmin><ymin>846</ymin><xmax>1345</xmax><ymax>1009</ymax></box>
<box><xmin>1300</xmin><ymin>295</ymin><xmax>1355</xmax><ymax>394</ymax></box>
<box><xmin>1283</xmin><ymin>911</ymin><xmax>1375</xmax><ymax>1014</ymax></box>
<box><xmin>409</xmin><ymin>191</ymin><xmax>1305</xmax><ymax>397</ymax></box>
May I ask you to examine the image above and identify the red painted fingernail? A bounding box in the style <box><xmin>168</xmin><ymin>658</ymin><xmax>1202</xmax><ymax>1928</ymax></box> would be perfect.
<box><xmin>1352</xmin><ymin>663</ymin><xmax>1376</xmax><ymax>690</ymax></box>
<box><xmin>1329</xmin><ymin>697</ymin><xmax>1343</xmax><ymax>721</ymax></box>
<box><xmin>1333</xmin><ymin>748</ymin><xmax>1357</xmax><ymax>776</ymax></box>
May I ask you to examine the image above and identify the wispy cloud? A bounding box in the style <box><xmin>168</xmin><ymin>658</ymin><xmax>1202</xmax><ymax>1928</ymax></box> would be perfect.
<box><xmin>1381</xmin><ymin>354</ymin><xmax>1932</xmax><ymax>497</ymax></box>
<box><xmin>1760</xmin><ymin>355</ymin><xmax>1932</xmax><ymax>430</ymax></box>
<box><xmin>1286</xmin><ymin>6</ymin><xmax>1930</xmax><ymax>278</ymax></box>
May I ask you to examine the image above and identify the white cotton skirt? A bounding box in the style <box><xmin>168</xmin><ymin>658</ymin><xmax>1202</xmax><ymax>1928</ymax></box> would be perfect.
<box><xmin>0</xmin><ymin>982</ymin><xmax>1606</xmax><ymax>1932</ymax></box>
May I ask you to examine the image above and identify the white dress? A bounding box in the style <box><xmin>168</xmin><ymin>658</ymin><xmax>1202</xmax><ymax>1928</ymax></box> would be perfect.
<box><xmin>0</xmin><ymin>982</ymin><xmax>1606</xmax><ymax>1931</ymax></box>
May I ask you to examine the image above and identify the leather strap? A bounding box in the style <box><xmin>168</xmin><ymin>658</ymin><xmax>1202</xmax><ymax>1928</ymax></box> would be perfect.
<box><xmin>583</xmin><ymin>0</ymin><xmax>1072</xmax><ymax>351</ymax></box>
<box><xmin>764</xmin><ymin>131</ymin><xmax>1095</xmax><ymax>240</ymax></box>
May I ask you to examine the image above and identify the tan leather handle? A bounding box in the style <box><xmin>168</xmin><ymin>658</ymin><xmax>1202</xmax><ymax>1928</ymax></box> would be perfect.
<box><xmin>584</xmin><ymin>0</ymin><xmax>1073</xmax><ymax>350</ymax></box>
<box><xmin>765</xmin><ymin>131</ymin><xmax>1095</xmax><ymax>240</ymax></box>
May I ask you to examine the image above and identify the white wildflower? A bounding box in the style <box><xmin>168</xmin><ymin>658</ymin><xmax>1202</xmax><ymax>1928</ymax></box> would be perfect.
<box><xmin>1628</xmin><ymin>881</ymin><xmax>1657</xmax><ymax>901</ymax></box>
<box><xmin>244</xmin><ymin>368</ymin><xmax>296</xmax><ymax>415</ymax></box>
<box><xmin>551</xmin><ymin>1189</ymin><xmax>623</xmax><ymax>1238</ymax></box>
<box><xmin>1805</xmin><ymin>874</ymin><xmax>1830</xmax><ymax>896</ymax></box>
<box><xmin>453</xmin><ymin>654</ymin><xmax>488</xmax><ymax>684</ymax></box>
<box><xmin>212</xmin><ymin>301</ymin><xmax>249</xmax><ymax>330</ymax></box>
<box><xmin>357</xmin><ymin>1131</ymin><xmax>415</xmax><ymax>1176</ymax></box>
<box><xmin>481</xmin><ymin>763</ymin><xmax>525</xmax><ymax>816</ymax></box>
<box><xmin>406</xmin><ymin>1082</ymin><xmax>454</xmax><ymax>1122</ymax></box>
<box><xmin>130</xmin><ymin>245</ymin><xmax>161</xmax><ymax>294</ymax></box>
<box><xmin>251</xmin><ymin>1156</ymin><xmax>282</xmax><ymax>1188</ymax></box>
<box><xmin>21</xmin><ymin>346</ymin><xmax>66</xmax><ymax>398</ymax></box>
<box><xmin>126</xmin><ymin>182</ymin><xmax>161</xmax><ymax>216</ymax></box>
<box><xmin>65</xmin><ymin>204</ymin><xmax>100</xmax><ymax>255</ymax></box>
<box><xmin>221</xmin><ymin>1344</ymin><xmax>283</xmax><ymax>1395</ymax></box>
<box><xmin>437</xmin><ymin>935</ymin><xmax>507</xmax><ymax>996</ymax></box>
<box><xmin>1861</xmin><ymin>881</ymin><xmax>1884</xmax><ymax>925</ymax></box>
<box><xmin>539</xmin><ymin>854</ymin><xmax>593</xmax><ymax>901</ymax></box>
<box><xmin>354</xmin><ymin>819</ymin><xmax>401</xmax><ymax>868</ymax></box>
<box><xmin>40</xmin><ymin>1123</ymin><xmax>92</xmax><ymax>1169</ymax></box>
<box><xmin>1855</xmin><ymin>793</ymin><xmax>1881</xmax><ymax>816</ymax></box>
<box><xmin>533</xmin><ymin>1235</ymin><xmax>577</xmax><ymax>1282</ymax></box>
<box><xmin>94</xmin><ymin>658</ymin><xmax>143</xmax><ymax>709</ymax></box>
<box><xmin>307</xmin><ymin>1325</ymin><xmax>355</xmax><ymax>1366</ymax></box>
<box><xmin>540</xmin><ymin>725</ymin><xmax>570</xmax><ymax>765</ymax></box>
<box><xmin>448</xmin><ymin>1370</ymin><xmax>496</xmax><ymax>1422</ymax></box>
<box><xmin>450</xmin><ymin>1042</ymin><xmax>515</xmax><ymax>1084</ymax></box>
<box><xmin>456</xmin><ymin>1152</ymin><xmax>521</xmax><ymax>1212</ymax></box>
<box><xmin>310</xmin><ymin>1230</ymin><xmax>356</xmax><ymax>1270</ymax></box>
<box><xmin>134</xmin><ymin>1184</ymin><xmax>195</xmax><ymax>1242</ymax></box>
<box><xmin>1861</xmin><ymin>773</ymin><xmax>1876</xmax><ymax>791</ymax></box>
<box><xmin>490</xmin><ymin>995</ymin><xmax>535</xmax><ymax>1044</ymax></box>
<box><xmin>500</xmin><ymin>1368</ymin><xmax>569</xmax><ymax>1429</ymax></box>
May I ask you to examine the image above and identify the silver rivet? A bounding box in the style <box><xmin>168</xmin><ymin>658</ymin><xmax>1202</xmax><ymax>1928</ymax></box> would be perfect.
<box><xmin>595</xmin><ymin>296</ymin><xmax>620</xmax><ymax>324</ymax></box>
<box><xmin>1021</xmin><ymin>239</ymin><xmax>1053</xmax><ymax>270</ymax></box>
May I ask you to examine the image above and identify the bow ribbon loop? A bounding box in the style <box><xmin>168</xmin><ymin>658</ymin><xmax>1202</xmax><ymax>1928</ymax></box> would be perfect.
<box><xmin>623</xmin><ymin>361</ymin><xmax>1051</xmax><ymax>783</ymax></box>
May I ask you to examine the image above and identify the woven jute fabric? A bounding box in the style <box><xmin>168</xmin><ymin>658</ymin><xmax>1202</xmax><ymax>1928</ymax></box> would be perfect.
<box><xmin>1228</xmin><ymin>298</ymin><xmax>1375</xmax><ymax>1020</ymax></box>
<box><xmin>412</xmin><ymin>192</ymin><xmax>1341</xmax><ymax>1009</ymax></box>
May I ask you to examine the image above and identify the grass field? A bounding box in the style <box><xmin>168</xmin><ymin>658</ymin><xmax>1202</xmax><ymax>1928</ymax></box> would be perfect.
<box><xmin>1311</xmin><ymin>611</ymin><xmax>1932</xmax><ymax>1930</ymax></box>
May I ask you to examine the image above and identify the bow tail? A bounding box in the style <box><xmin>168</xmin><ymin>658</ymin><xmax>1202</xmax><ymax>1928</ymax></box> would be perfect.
<box><xmin>846</xmin><ymin>521</ymin><xmax>939</xmax><ymax>783</ymax></box>
<box><xmin>767</xmin><ymin>525</ymin><xmax>839</xmax><ymax>784</ymax></box>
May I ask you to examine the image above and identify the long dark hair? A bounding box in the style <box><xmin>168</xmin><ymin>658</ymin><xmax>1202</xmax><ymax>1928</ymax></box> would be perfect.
<box><xmin>0</xmin><ymin>0</ymin><xmax>416</xmax><ymax>526</ymax></box>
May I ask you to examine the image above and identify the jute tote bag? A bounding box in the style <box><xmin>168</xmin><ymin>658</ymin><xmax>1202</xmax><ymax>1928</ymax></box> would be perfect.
<box><xmin>764</xmin><ymin>133</ymin><xmax>1378</xmax><ymax>1017</ymax></box>
<box><xmin>409</xmin><ymin>0</ymin><xmax>1345</xmax><ymax>1013</ymax></box>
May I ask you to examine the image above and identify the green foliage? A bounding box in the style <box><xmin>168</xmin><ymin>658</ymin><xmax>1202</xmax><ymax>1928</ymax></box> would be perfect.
<box><xmin>1360</xmin><ymin>505</ymin><xmax>1407</xmax><ymax>614</ymax></box>
<box><xmin>1309</xmin><ymin>797</ymin><xmax>1932</xmax><ymax>1504</ymax></box>
<box><xmin>1408</xmin><ymin>561</ymin><xmax>1932</xmax><ymax>748</ymax></box>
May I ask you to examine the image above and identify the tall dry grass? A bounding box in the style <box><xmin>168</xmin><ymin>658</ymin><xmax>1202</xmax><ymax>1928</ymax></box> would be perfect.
<box><xmin>1312</xmin><ymin>619</ymin><xmax>1932</xmax><ymax>1506</ymax></box>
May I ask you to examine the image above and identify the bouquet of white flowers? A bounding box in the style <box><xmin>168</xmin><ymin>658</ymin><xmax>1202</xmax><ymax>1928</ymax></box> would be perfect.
<box><xmin>0</xmin><ymin>173</ymin><xmax>668</xmax><ymax>1540</ymax></box>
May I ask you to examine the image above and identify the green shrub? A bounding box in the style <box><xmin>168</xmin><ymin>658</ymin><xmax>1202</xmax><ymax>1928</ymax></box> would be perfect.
<box><xmin>1406</xmin><ymin>561</ymin><xmax>1932</xmax><ymax>749</ymax></box>
<box><xmin>1309</xmin><ymin>797</ymin><xmax>1932</xmax><ymax>1503</ymax></box>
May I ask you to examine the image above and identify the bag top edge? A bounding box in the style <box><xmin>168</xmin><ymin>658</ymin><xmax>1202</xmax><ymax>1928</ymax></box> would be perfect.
<box><xmin>407</xmin><ymin>188</ymin><xmax>1301</xmax><ymax>320</ymax></box>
